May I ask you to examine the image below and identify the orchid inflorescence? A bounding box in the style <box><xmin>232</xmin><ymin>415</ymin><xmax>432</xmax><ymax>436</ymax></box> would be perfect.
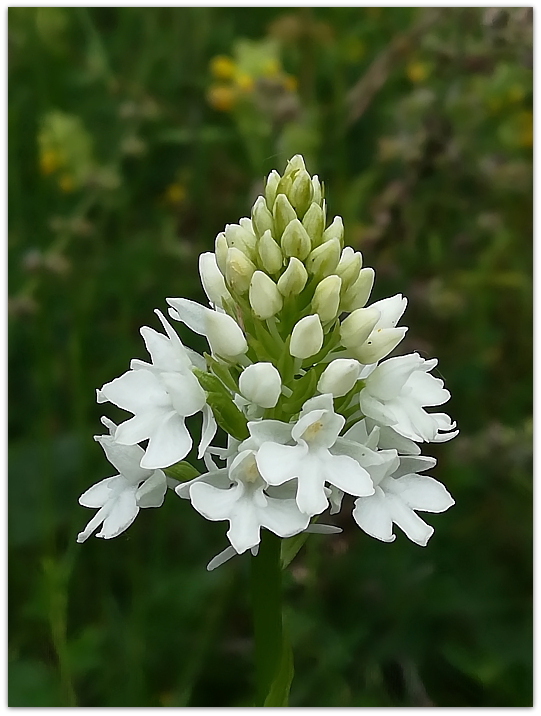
<box><xmin>77</xmin><ymin>155</ymin><xmax>457</xmax><ymax>570</ymax></box>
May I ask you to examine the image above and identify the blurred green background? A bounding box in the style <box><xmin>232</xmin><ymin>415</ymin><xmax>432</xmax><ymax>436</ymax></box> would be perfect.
<box><xmin>8</xmin><ymin>7</ymin><xmax>532</xmax><ymax>707</ymax></box>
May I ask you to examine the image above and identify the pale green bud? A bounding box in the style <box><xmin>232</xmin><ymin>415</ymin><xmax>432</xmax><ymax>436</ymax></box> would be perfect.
<box><xmin>249</xmin><ymin>271</ymin><xmax>283</xmax><ymax>320</ymax></box>
<box><xmin>306</xmin><ymin>238</ymin><xmax>341</xmax><ymax>278</ymax></box>
<box><xmin>239</xmin><ymin>362</ymin><xmax>282</xmax><ymax>409</ymax></box>
<box><xmin>225</xmin><ymin>247</ymin><xmax>256</xmax><ymax>294</ymax></box>
<box><xmin>341</xmin><ymin>267</ymin><xmax>375</xmax><ymax>311</ymax></box>
<box><xmin>351</xmin><ymin>327</ymin><xmax>408</xmax><ymax>365</ymax></box>
<box><xmin>251</xmin><ymin>196</ymin><xmax>274</xmax><ymax>238</ymax></box>
<box><xmin>273</xmin><ymin>194</ymin><xmax>297</xmax><ymax>238</ymax></box>
<box><xmin>239</xmin><ymin>217</ymin><xmax>254</xmax><ymax>233</ymax></box>
<box><xmin>311</xmin><ymin>275</ymin><xmax>342</xmax><ymax>322</ymax></box>
<box><xmin>224</xmin><ymin>223</ymin><xmax>257</xmax><ymax>261</ymax></box>
<box><xmin>290</xmin><ymin>314</ymin><xmax>323</xmax><ymax>359</ymax></box>
<box><xmin>265</xmin><ymin>170</ymin><xmax>281</xmax><ymax>209</ymax></box>
<box><xmin>258</xmin><ymin>229</ymin><xmax>283</xmax><ymax>274</ymax></box>
<box><xmin>276</xmin><ymin>174</ymin><xmax>293</xmax><ymax>201</ymax></box>
<box><xmin>215</xmin><ymin>232</ymin><xmax>229</xmax><ymax>275</ymax></box>
<box><xmin>284</xmin><ymin>154</ymin><xmax>306</xmax><ymax>177</ymax></box>
<box><xmin>317</xmin><ymin>358</ymin><xmax>362</xmax><ymax>397</ymax></box>
<box><xmin>281</xmin><ymin>219</ymin><xmax>312</xmax><ymax>261</ymax></box>
<box><xmin>336</xmin><ymin>247</ymin><xmax>362</xmax><ymax>289</ymax></box>
<box><xmin>322</xmin><ymin>216</ymin><xmax>344</xmax><ymax>246</ymax></box>
<box><xmin>290</xmin><ymin>170</ymin><xmax>313</xmax><ymax>217</ymax></box>
<box><xmin>302</xmin><ymin>202</ymin><xmax>325</xmax><ymax>247</ymax></box>
<box><xmin>277</xmin><ymin>257</ymin><xmax>308</xmax><ymax>297</ymax></box>
<box><xmin>311</xmin><ymin>175</ymin><xmax>322</xmax><ymax>206</ymax></box>
<box><xmin>340</xmin><ymin>306</ymin><xmax>381</xmax><ymax>349</ymax></box>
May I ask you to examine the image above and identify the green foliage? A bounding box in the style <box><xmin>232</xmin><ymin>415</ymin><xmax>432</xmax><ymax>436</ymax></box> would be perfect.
<box><xmin>8</xmin><ymin>6</ymin><xmax>532</xmax><ymax>707</ymax></box>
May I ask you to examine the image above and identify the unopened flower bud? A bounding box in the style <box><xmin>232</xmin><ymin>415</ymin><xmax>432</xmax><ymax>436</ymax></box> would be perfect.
<box><xmin>341</xmin><ymin>267</ymin><xmax>375</xmax><ymax>311</ymax></box>
<box><xmin>224</xmin><ymin>223</ymin><xmax>257</xmax><ymax>260</ymax></box>
<box><xmin>273</xmin><ymin>194</ymin><xmax>297</xmax><ymax>238</ymax></box>
<box><xmin>258</xmin><ymin>229</ymin><xmax>283</xmax><ymax>274</ymax></box>
<box><xmin>215</xmin><ymin>232</ymin><xmax>229</xmax><ymax>275</ymax></box>
<box><xmin>277</xmin><ymin>257</ymin><xmax>308</xmax><ymax>297</ymax></box>
<box><xmin>311</xmin><ymin>175</ymin><xmax>322</xmax><ymax>206</ymax></box>
<box><xmin>290</xmin><ymin>314</ymin><xmax>324</xmax><ymax>359</ymax></box>
<box><xmin>322</xmin><ymin>216</ymin><xmax>344</xmax><ymax>246</ymax></box>
<box><xmin>281</xmin><ymin>219</ymin><xmax>312</xmax><ymax>261</ymax></box>
<box><xmin>265</xmin><ymin>170</ymin><xmax>281</xmax><ymax>209</ymax></box>
<box><xmin>206</xmin><ymin>311</ymin><xmax>248</xmax><ymax>359</ymax></box>
<box><xmin>340</xmin><ymin>306</ymin><xmax>381</xmax><ymax>349</ymax></box>
<box><xmin>284</xmin><ymin>154</ymin><xmax>306</xmax><ymax>177</ymax></box>
<box><xmin>225</xmin><ymin>247</ymin><xmax>256</xmax><ymax>294</ymax></box>
<box><xmin>251</xmin><ymin>196</ymin><xmax>274</xmax><ymax>238</ymax></box>
<box><xmin>239</xmin><ymin>362</ymin><xmax>282</xmax><ymax>408</ymax></box>
<box><xmin>311</xmin><ymin>275</ymin><xmax>342</xmax><ymax>322</ymax></box>
<box><xmin>336</xmin><ymin>247</ymin><xmax>362</xmax><ymax>289</ymax></box>
<box><xmin>352</xmin><ymin>327</ymin><xmax>408</xmax><ymax>365</ymax></box>
<box><xmin>199</xmin><ymin>252</ymin><xmax>231</xmax><ymax>308</ymax></box>
<box><xmin>302</xmin><ymin>203</ymin><xmax>325</xmax><ymax>247</ymax></box>
<box><xmin>317</xmin><ymin>358</ymin><xmax>362</xmax><ymax>397</ymax></box>
<box><xmin>306</xmin><ymin>238</ymin><xmax>341</xmax><ymax>277</ymax></box>
<box><xmin>249</xmin><ymin>271</ymin><xmax>283</xmax><ymax>319</ymax></box>
<box><xmin>290</xmin><ymin>170</ymin><xmax>313</xmax><ymax>217</ymax></box>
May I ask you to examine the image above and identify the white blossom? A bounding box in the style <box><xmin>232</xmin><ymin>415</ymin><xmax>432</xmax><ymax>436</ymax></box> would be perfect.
<box><xmin>352</xmin><ymin>453</ymin><xmax>454</xmax><ymax>546</ymax></box>
<box><xmin>359</xmin><ymin>353</ymin><xmax>459</xmax><ymax>443</ymax></box>
<box><xmin>239</xmin><ymin>363</ymin><xmax>282</xmax><ymax>409</ymax></box>
<box><xmin>98</xmin><ymin>310</ymin><xmax>210</xmax><ymax>469</ymax></box>
<box><xmin>255</xmin><ymin>394</ymin><xmax>375</xmax><ymax>517</ymax></box>
<box><xmin>77</xmin><ymin>418</ymin><xmax>167</xmax><ymax>542</ymax></box>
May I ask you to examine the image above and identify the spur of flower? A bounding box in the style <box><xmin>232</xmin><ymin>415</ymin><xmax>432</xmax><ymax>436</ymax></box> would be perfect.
<box><xmin>78</xmin><ymin>154</ymin><xmax>457</xmax><ymax>562</ymax></box>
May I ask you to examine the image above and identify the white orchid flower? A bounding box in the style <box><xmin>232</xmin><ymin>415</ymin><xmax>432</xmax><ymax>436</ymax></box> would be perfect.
<box><xmin>359</xmin><ymin>352</ymin><xmax>459</xmax><ymax>443</ymax></box>
<box><xmin>98</xmin><ymin>310</ymin><xmax>212</xmax><ymax>470</ymax></box>
<box><xmin>352</xmin><ymin>453</ymin><xmax>454</xmax><ymax>546</ymax></box>
<box><xmin>77</xmin><ymin>418</ymin><xmax>167</xmax><ymax>542</ymax></box>
<box><xmin>255</xmin><ymin>394</ymin><xmax>375</xmax><ymax>517</ymax></box>
<box><xmin>177</xmin><ymin>449</ymin><xmax>310</xmax><ymax>554</ymax></box>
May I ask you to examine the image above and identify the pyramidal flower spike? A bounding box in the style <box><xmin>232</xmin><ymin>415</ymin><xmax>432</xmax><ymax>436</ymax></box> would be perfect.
<box><xmin>78</xmin><ymin>155</ymin><xmax>457</xmax><ymax>708</ymax></box>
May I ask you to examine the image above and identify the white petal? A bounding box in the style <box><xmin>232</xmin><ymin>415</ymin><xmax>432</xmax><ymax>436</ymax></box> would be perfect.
<box><xmin>304</xmin><ymin>524</ymin><xmax>342</xmax><ymax>534</ymax></box>
<box><xmin>359</xmin><ymin>391</ymin><xmax>399</xmax><ymax>426</ymax></box>
<box><xmin>226</xmin><ymin>501</ymin><xmax>262</xmax><ymax>554</ymax></box>
<box><xmin>375</xmin><ymin>424</ymin><xmax>421</xmax><ymax>455</ymax></box>
<box><xmin>384</xmin><ymin>492</ymin><xmax>434</xmax><ymax>546</ymax></box>
<box><xmin>140</xmin><ymin>412</ymin><xmax>192</xmax><ymax>469</ymax></box>
<box><xmin>114</xmin><ymin>409</ymin><xmax>168</xmax><ymax>446</ymax></box>
<box><xmin>94</xmin><ymin>435</ymin><xmax>149</xmax><ymax>481</ymax></box>
<box><xmin>300</xmin><ymin>393</ymin><xmax>335</xmax><ymax>415</ymax></box>
<box><xmin>370</xmin><ymin>294</ymin><xmax>407</xmax><ymax>330</ymax></box>
<box><xmin>292</xmin><ymin>408</ymin><xmax>344</xmax><ymax>449</ymax></box>
<box><xmin>387</xmin><ymin>398</ymin><xmax>436</xmax><ymax>442</ymax></box>
<box><xmin>139</xmin><ymin>325</ymin><xmax>190</xmax><ymax>374</ymax></box>
<box><xmin>366</xmin><ymin>354</ymin><xmax>422</xmax><ymax>402</ymax></box>
<box><xmin>258</xmin><ymin>497</ymin><xmax>310</xmax><ymax>538</ymax></box>
<box><xmin>166</xmin><ymin>297</ymin><xmax>207</xmax><ymax>335</ymax></box>
<box><xmin>100</xmin><ymin>369</ymin><xmax>170</xmax><ymax>413</ymax></box>
<box><xmin>97</xmin><ymin>487</ymin><xmax>140</xmax><ymax>539</ymax></box>
<box><xmin>160</xmin><ymin>370</ymin><xmax>206</xmax><ymax>416</ymax></box>
<box><xmin>135</xmin><ymin>470</ymin><xmax>167</xmax><ymax>508</ymax></box>
<box><xmin>353</xmin><ymin>490</ymin><xmax>396</xmax><ymax>542</ymax></box>
<box><xmin>198</xmin><ymin>404</ymin><xmax>218</xmax><ymax>459</ymax></box>
<box><xmin>244</xmin><ymin>419</ymin><xmax>293</xmax><ymax>448</ymax></box>
<box><xmin>405</xmin><ymin>369</ymin><xmax>450</xmax><ymax>407</ymax></box>
<box><xmin>189</xmin><ymin>481</ymin><xmax>243</xmax><ymax>521</ymax></box>
<box><xmin>384</xmin><ymin>474</ymin><xmax>454</xmax><ymax>514</ymax></box>
<box><xmin>78</xmin><ymin>475</ymin><xmax>122</xmax><ymax>508</ymax></box>
<box><xmin>294</xmin><ymin>455</ymin><xmax>328</xmax><ymax>515</ymax></box>
<box><xmin>323</xmin><ymin>453</ymin><xmax>374</xmax><ymax>497</ymax></box>
<box><xmin>77</xmin><ymin>504</ymin><xmax>113</xmax><ymax>543</ymax></box>
<box><xmin>327</xmin><ymin>486</ymin><xmax>344</xmax><ymax>515</ymax></box>
<box><xmin>256</xmin><ymin>442</ymin><xmax>307</xmax><ymax>485</ymax></box>
<box><xmin>175</xmin><ymin>468</ymin><xmax>230</xmax><ymax>499</ymax></box>
<box><xmin>392</xmin><ymin>455</ymin><xmax>437</xmax><ymax>478</ymax></box>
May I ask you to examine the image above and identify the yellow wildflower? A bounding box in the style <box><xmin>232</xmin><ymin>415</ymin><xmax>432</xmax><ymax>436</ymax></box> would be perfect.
<box><xmin>235</xmin><ymin>72</ymin><xmax>254</xmax><ymax>93</ymax></box>
<box><xmin>207</xmin><ymin>85</ymin><xmax>236</xmax><ymax>112</ymax></box>
<box><xmin>406</xmin><ymin>61</ymin><xmax>429</xmax><ymax>84</ymax></box>
<box><xmin>58</xmin><ymin>173</ymin><xmax>75</xmax><ymax>193</ymax></box>
<box><xmin>164</xmin><ymin>182</ymin><xmax>187</xmax><ymax>206</ymax></box>
<box><xmin>210</xmin><ymin>55</ymin><xmax>236</xmax><ymax>81</ymax></box>
<box><xmin>40</xmin><ymin>148</ymin><xmax>62</xmax><ymax>176</ymax></box>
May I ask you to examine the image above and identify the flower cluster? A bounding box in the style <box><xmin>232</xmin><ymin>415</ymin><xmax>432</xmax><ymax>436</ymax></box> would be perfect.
<box><xmin>78</xmin><ymin>155</ymin><xmax>457</xmax><ymax>568</ymax></box>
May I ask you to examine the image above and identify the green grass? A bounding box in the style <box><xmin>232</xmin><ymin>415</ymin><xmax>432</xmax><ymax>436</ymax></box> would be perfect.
<box><xmin>8</xmin><ymin>7</ymin><xmax>532</xmax><ymax>706</ymax></box>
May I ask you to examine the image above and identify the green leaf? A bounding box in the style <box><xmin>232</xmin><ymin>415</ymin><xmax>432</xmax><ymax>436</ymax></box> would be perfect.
<box><xmin>206</xmin><ymin>392</ymin><xmax>249</xmax><ymax>441</ymax></box>
<box><xmin>164</xmin><ymin>461</ymin><xmax>200</xmax><ymax>482</ymax></box>
<box><xmin>263</xmin><ymin>631</ymin><xmax>294</xmax><ymax>707</ymax></box>
<box><xmin>280</xmin><ymin>531</ymin><xmax>310</xmax><ymax>570</ymax></box>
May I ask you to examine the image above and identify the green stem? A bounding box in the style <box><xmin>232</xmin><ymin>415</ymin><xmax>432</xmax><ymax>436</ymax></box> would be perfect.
<box><xmin>250</xmin><ymin>531</ymin><xmax>283</xmax><ymax>706</ymax></box>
